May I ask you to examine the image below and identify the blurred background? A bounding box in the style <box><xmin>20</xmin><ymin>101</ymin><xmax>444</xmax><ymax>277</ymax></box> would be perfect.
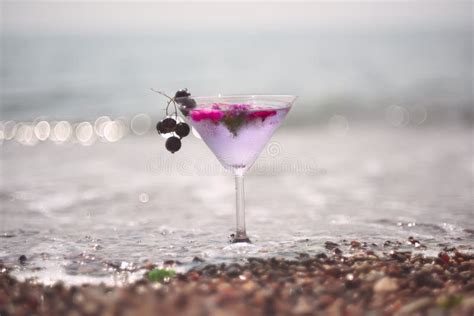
<box><xmin>0</xmin><ymin>1</ymin><xmax>472</xmax><ymax>284</ymax></box>
<box><xmin>1</xmin><ymin>1</ymin><xmax>472</xmax><ymax>124</ymax></box>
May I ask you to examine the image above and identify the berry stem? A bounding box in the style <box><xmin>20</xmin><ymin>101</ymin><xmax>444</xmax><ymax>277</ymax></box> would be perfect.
<box><xmin>151</xmin><ymin>88</ymin><xmax>179</xmax><ymax>120</ymax></box>
<box><xmin>150</xmin><ymin>88</ymin><xmax>173</xmax><ymax>100</ymax></box>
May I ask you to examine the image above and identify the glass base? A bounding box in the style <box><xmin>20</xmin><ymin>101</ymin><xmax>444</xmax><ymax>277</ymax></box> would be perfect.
<box><xmin>230</xmin><ymin>234</ymin><xmax>251</xmax><ymax>243</ymax></box>
<box><xmin>231</xmin><ymin>237</ymin><xmax>251</xmax><ymax>243</ymax></box>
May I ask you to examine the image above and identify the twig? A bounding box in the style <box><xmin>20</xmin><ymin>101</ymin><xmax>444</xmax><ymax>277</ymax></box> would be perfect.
<box><xmin>151</xmin><ymin>88</ymin><xmax>178</xmax><ymax>119</ymax></box>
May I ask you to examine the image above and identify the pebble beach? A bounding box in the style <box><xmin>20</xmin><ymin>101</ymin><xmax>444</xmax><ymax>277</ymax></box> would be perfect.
<box><xmin>1</xmin><ymin>242</ymin><xmax>473</xmax><ymax>316</ymax></box>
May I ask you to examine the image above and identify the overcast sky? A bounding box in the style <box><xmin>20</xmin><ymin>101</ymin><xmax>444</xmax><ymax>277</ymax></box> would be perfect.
<box><xmin>2</xmin><ymin>1</ymin><xmax>471</xmax><ymax>34</ymax></box>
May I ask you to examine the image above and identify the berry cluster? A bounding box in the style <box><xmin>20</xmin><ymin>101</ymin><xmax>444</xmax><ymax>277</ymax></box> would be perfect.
<box><xmin>153</xmin><ymin>89</ymin><xmax>195</xmax><ymax>153</ymax></box>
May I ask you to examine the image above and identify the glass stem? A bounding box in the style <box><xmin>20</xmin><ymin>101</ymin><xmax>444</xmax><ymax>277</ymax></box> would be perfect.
<box><xmin>234</xmin><ymin>171</ymin><xmax>250</xmax><ymax>242</ymax></box>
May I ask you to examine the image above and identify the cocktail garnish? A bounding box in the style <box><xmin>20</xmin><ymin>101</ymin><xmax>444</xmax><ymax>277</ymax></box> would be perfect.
<box><xmin>175</xmin><ymin>122</ymin><xmax>190</xmax><ymax>137</ymax></box>
<box><xmin>222</xmin><ymin>111</ymin><xmax>246</xmax><ymax>136</ymax></box>
<box><xmin>151</xmin><ymin>88</ymin><xmax>194</xmax><ymax>153</ymax></box>
<box><xmin>165</xmin><ymin>136</ymin><xmax>182</xmax><ymax>153</ymax></box>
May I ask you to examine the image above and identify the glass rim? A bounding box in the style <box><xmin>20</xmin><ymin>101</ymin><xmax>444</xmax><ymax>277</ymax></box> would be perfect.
<box><xmin>176</xmin><ymin>94</ymin><xmax>297</xmax><ymax>110</ymax></box>
<box><xmin>176</xmin><ymin>94</ymin><xmax>297</xmax><ymax>102</ymax></box>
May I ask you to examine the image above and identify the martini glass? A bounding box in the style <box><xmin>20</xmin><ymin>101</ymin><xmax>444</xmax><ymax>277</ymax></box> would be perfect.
<box><xmin>177</xmin><ymin>95</ymin><xmax>297</xmax><ymax>243</ymax></box>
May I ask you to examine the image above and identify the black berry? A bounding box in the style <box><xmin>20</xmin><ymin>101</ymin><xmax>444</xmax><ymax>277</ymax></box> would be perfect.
<box><xmin>175</xmin><ymin>89</ymin><xmax>191</xmax><ymax>99</ymax></box>
<box><xmin>175</xmin><ymin>122</ymin><xmax>190</xmax><ymax>138</ymax></box>
<box><xmin>174</xmin><ymin>89</ymin><xmax>196</xmax><ymax>113</ymax></box>
<box><xmin>180</xmin><ymin>97</ymin><xmax>197</xmax><ymax>109</ymax></box>
<box><xmin>166</xmin><ymin>136</ymin><xmax>181</xmax><ymax>153</ymax></box>
<box><xmin>156</xmin><ymin>121</ymin><xmax>165</xmax><ymax>134</ymax></box>
<box><xmin>161</xmin><ymin>117</ymin><xmax>176</xmax><ymax>133</ymax></box>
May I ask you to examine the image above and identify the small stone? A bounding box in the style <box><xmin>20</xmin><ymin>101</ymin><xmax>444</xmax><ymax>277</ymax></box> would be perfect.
<box><xmin>18</xmin><ymin>255</ymin><xmax>27</xmax><ymax>264</ymax></box>
<box><xmin>413</xmin><ymin>271</ymin><xmax>443</xmax><ymax>288</ymax></box>
<box><xmin>436</xmin><ymin>294</ymin><xmax>464</xmax><ymax>309</ymax></box>
<box><xmin>454</xmin><ymin>251</ymin><xmax>473</xmax><ymax>261</ymax></box>
<box><xmin>170</xmin><ymin>273</ymin><xmax>185</xmax><ymax>282</ymax></box>
<box><xmin>460</xmin><ymin>297</ymin><xmax>474</xmax><ymax>311</ymax></box>
<box><xmin>82</xmin><ymin>301</ymin><xmax>99</xmax><ymax>315</ymax></box>
<box><xmin>345</xmin><ymin>274</ymin><xmax>360</xmax><ymax>289</ymax></box>
<box><xmin>192</xmin><ymin>256</ymin><xmax>205</xmax><ymax>263</ymax></box>
<box><xmin>217</xmin><ymin>282</ymin><xmax>232</xmax><ymax>292</ymax></box>
<box><xmin>391</xmin><ymin>251</ymin><xmax>410</xmax><ymax>262</ymax></box>
<box><xmin>373</xmin><ymin>277</ymin><xmax>399</xmax><ymax>293</ymax></box>
<box><xmin>395</xmin><ymin>297</ymin><xmax>432</xmax><ymax>315</ymax></box>
<box><xmin>333</xmin><ymin>248</ymin><xmax>343</xmax><ymax>256</ymax></box>
<box><xmin>0</xmin><ymin>233</ymin><xmax>15</xmax><ymax>238</ymax></box>
<box><xmin>327</xmin><ymin>298</ymin><xmax>344</xmax><ymax>316</ymax></box>
<box><xmin>292</xmin><ymin>297</ymin><xmax>313</xmax><ymax>315</ymax></box>
<box><xmin>188</xmin><ymin>271</ymin><xmax>200</xmax><ymax>281</ymax></box>
<box><xmin>315</xmin><ymin>253</ymin><xmax>328</xmax><ymax>260</ymax></box>
<box><xmin>226</xmin><ymin>266</ymin><xmax>241</xmax><ymax>278</ymax></box>
<box><xmin>143</xmin><ymin>262</ymin><xmax>155</xmax><ymax>270</ymax></box>
<box><xmin>163</xmin><ymin>260</ymin><xmax>176</xmax><ymax>267</ymax></box>
<box><xmin>325</xmin><ymin>241</ymin><xmax>339</xmax><ymax>250</ymax></box>
<box><xmin>198</xmin><ymin>266</ymin><xmax>216</xmax><ymax>277</ymax></box>
<box><xmin>297</xmin><ymin>253</ymin><xmax>310</xmax><ymax>260</ymax></box>
<box><xmin>242</xmin><ymin>280</ymin><xmax>258</xmax><ymax>293</ymax></box>
<box><xmin>317</xmin><ymin>294</ymin><xmax>335</xmax><ymax>308</ymax></box>
<box><xmin>323</xmin><ymin>265</ymin><xmax>342</xmax><ymax>278</ymax></box>
<box><xmin>350</xmin><ymin>240</ymin><xmax>361</xmax><ymax>248</ymax></box>
<box><xmin>174</xmin><ymin>293</ymin><xmax>188</xmax><ymax>310</ymax></box>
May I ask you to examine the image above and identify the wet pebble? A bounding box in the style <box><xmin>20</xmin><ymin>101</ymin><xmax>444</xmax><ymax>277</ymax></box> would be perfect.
<box><xmin>292</xmin><ymin>297</ymin><xmax>313</xmax><ymax>315</ymax></box>
<box><xmin>225</xmin><ymin>264</ymin><xmax>241</xmax><ymax>278</ymax></box>
<box><xmin>18</xmin><ymin>255</ymin><xmax>27</xmax><ymax>264</ymax></box>
<box><xmin>395</xmin><ymin>297</ymin><xmax>432</xmax><ymax>315</ymax></box>
<box><xmin>374</xmin><ymin>277</ymin><xmax>399</xmax><ymax>293</ymax></box>
<box><xmin>413</xmin><ymin>271</ymin><xmax>443</xmax><ymax>288</ymax></box>
<box><xmin>1</xmin><ymin>233</ymin><xmax>16</xmax><ymax>238</ymax></box>
<box><xmin>350</xmin><ymin>240</ymin><xmax>361</xmax><ymax>248</ymax></box>
<box><xmin>192</xmin><ymin>256</ymin><xmax>205</xmax><ymax>263</ymax></box>
<box><xmin>324</xmin><ymin>241</ymin><xmax>339</xmax><ymax>250</ymax></box>
<box><xmin>332</xmin><ymin>248</ymin><xmax>343</xmax><ymax>256</ymax></box>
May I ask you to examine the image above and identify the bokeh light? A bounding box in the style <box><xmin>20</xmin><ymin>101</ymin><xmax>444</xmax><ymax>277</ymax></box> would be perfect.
<box><xmin>0</xmin><ymin>121</ymin><xmax>5</xmax><ymax>140</ymax></box>
<box><xmin>53</xmin><ymin>121</ymin><xmax>72</xmax><ymax>143</ymax></box>
<box><xmin>410</xmin><ymin>106</ymin><xmax>428</xmax><ymax>125</ymax></box>
<box><xmin>15</xmin><ymin>123</ymin><xmax>37</xmax><ymax>146</ymax></box>
<box><xmin>328</xmin><ymin>115</ymin><xmax>349</xmax><ymax>136</ymax></box>
<box><xmin>385</xmin><ymin>105</ymin><xmax>410</xmax><ymax>127</ymax></box>
<box><xmin>34</xmin><ymin>121</ymin><xmax>51</xmax><ymax>141</ymax></box>
<box><xmin>3</xmin><ymin>121</ymin><xmax>17</xmax><ymax>140</ymax></box>
<box><xmin>76</xmin><ymin>122</ymin><xmax>94</xmax><ymax>145</ymax></box>
<box><xmin>103</xmin><ymin>120</ymin><xmax>124</xmax><ymax>142</ymax></box>
<box><xmin>130</xmin><ymin>113</ymin><xmax>151</xmax><ymax>136</ymax></box>
<box><xmin>94</xmin><ymin>116</ymin><xmax>111</xmax><ymax>139</ymax></box>
<box><xmin>0</xmin><ymin>114</ymin><xmax>158</xmax><ymax>146</ymax></box>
